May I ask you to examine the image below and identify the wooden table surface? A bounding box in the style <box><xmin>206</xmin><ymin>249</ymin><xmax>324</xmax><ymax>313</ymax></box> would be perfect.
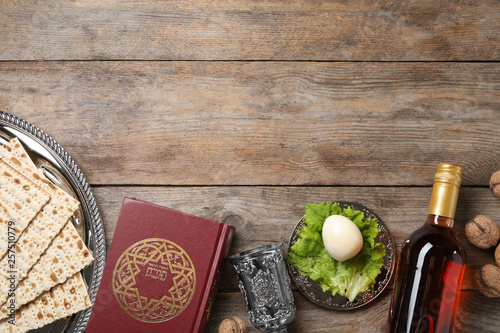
<box><xmin>1</xmin><ymin>1</ymin><xmax>499</xmax><ymax>332</ymax></box>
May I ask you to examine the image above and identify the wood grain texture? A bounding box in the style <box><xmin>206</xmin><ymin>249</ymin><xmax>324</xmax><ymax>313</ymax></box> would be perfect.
<box><xmin>92</xmin><ymin>186</ymin><xmax>500</xmax><ymax>290</ymax></box>
<box><xmin>209</xmin><ymin>291</ymin><xmax>391</xmax><ymax>333</ymax></box>
<box><xmin>1</xmin><ymin>0</ymin><xmax>498</xmax><ymax>61</ymax></box>
<box><xmin>2</xmin><ymin>0</ymin><xmax>499</xmax><ymax>331</ymax></box>
<box><xmin>207</xmin><ymin>290</ymin><xmax>499</xmax><ymax>333</ymax></box>
<box><xmin>1</xmin><ymin>61</ymin><xmax>499</xmax><ymax>186</ymax></box>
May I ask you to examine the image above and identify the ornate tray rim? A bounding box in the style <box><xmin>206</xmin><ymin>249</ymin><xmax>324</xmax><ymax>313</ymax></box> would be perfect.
<box><xmin>287</xmin><ymin>201</ymin><xmax>395</xmax><ymax>310</ymax></box>
<box><xmin>0</xmin><ymin>111</ymin><xmax>106</xmax><ymax>332</ymax></box>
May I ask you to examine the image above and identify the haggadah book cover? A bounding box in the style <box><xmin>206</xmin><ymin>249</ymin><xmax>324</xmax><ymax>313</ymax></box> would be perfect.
<box><xmin>86</xmin><ymin>198</ymin><xmax>235</xmax><ymax>333</ymax></box>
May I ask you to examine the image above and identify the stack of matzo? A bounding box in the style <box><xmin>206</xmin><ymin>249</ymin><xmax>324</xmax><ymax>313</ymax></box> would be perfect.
<box><xmin>0</xmin><ymin>138</ymin><xmax>94</xmax><ymax>332</ymax></box>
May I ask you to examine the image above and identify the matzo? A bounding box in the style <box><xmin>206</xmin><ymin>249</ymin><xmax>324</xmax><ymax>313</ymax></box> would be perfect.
<box><xmin>0</xmin><ymin>157</ymin><xmax>51</xmax><ymax>259</ymax></box>
<box><xmin>0</xmin><ymin>139</ymin><xmax>93</xmax><ymax>329</ymax></box>
<box><xmin>0</xmin><ymin>139</ymin><xmax>79</xmax><ymax>285</ymax></box>
<box><xmin>0</xmin><ymin>272</ymin><xmax>91</xmax><ymax>333</ymax></box>
<box><xmin>0</xmin><ymin>220</ymin><xmax>93</xmax><ymax>316</ymax></box>
<box><xmin>1</xmin><ymin>140</ymin><xmax>36</xmax><ymax>169</ymax></box>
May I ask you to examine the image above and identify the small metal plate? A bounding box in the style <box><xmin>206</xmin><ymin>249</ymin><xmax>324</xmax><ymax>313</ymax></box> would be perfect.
<box><xmin>287</xmin><ymin>201</ymin><xmax>395</xmax><ymax>310</ymax></box>
<box><xmin>0</xmin><ymin>111</ymin><xmax>106</xmax><ymax>332</ymax></box>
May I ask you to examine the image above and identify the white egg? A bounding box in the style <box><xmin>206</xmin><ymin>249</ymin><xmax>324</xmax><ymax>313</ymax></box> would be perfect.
<box><xmin>322</xmin><ymin>215</ymin><xmax>363</xmax><ymax>262</ymax></box>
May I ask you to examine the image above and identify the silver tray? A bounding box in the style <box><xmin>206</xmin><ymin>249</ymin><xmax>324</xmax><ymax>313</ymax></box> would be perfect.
<box><xmin>287</xmin><ymin>201</ymin><xmax>395</xmax><ymax>310</ymax></box>
<box><xmin>0</xmin><ymin>111</ymin><xmax>106</xmax><ymax>332</ymax></box>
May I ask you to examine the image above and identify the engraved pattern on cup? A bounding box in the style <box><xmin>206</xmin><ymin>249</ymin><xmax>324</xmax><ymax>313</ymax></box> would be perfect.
<box><xmin>230</xmin><ymin>243</ymin><xmax>295</xmax><ymax>333</ymax></box>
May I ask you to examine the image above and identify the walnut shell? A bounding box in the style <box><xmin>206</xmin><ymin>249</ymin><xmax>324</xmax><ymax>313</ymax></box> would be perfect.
<box><xmin>231</xmin><ymin>316</ymin><xmax>247</xmax><ymax>333</ymax></box>
<box><xmin>465</xmin><ymin>215</ymin><xmax>500</xmax><ymax>249</ymax></box>
<box><xmin>496</xmin><ymin>244</ymin><xmax>500</xmax><ymax>268</ymax></box>
<box><xmin>490</xmin><ymin>171</ymin><xmax>500</xmax><ymax>197</ymax></box>
<box><xmin>475</xmin><ymin>264</ymin><xmax>500</xmax><ymax>297</ymax></box>
<box><xmin>219</xmin><ymin>319</ymin><xmax>239</xmax><ymax>333</ymax></box>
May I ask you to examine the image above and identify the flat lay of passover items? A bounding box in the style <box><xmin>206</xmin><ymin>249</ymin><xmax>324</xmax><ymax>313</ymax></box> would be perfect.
<box><xmin>0</xmin><ymin>111</ymin><xmax>496</xmax><ymax>333</ymax></box>
<box><xmin>86</xmin><ymin>198</ymin><xmax>234</xmax><ymax>333</ymax></box>
<box><xmin>0</xmin><ymin>112</ymin><xmax>106</xmax><ymax>333</ymax></box>
<box><xmin>288</xmin><ymin>201</ymin><xmax>394</xmax><ymax>310</ymax></box>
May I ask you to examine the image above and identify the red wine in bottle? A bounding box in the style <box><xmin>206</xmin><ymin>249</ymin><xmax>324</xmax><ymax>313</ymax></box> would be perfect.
<box><xmin>386</xmin><ymin>163</ymin><xmax>466</xmax><ymax>333</ymax></box>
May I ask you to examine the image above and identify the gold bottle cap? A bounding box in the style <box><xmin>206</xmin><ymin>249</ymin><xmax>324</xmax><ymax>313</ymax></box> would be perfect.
<box><xmin>428</xmin><ymin>163</ymin><xmax>463</xmax><ymax>219</ymax></box>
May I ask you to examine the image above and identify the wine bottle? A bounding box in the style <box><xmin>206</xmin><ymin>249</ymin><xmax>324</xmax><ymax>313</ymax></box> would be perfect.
<box><xmin>386</xmin><ymin>163</ymin><xmax>466</xmax><ymax>333</ymax></box>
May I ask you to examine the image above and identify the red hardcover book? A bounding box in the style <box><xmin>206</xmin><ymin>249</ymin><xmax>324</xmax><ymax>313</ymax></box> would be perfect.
<box><xmin>86</xmin><ymin>198</ymin><xmax>235</xmax><ymax>333</ymax></box>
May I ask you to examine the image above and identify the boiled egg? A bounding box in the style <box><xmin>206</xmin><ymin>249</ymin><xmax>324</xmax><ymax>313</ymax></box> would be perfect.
<box><xmin>322</xmin><ymin>215</ymin><xmax>363</xmax><ymax>262</ymax></box>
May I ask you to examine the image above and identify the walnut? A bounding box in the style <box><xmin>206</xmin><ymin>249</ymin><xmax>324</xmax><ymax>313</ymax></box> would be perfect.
<box><xmin>490</xmin><ymin>171</ymin><xmax>500</xmax><ymax>197</ymax></box>
<box><xmin>475</xmin><ymin>264</ymin><xmax>500</xmax><ymax>297</ymax></box>
<box><xmin>219</xmin><ymin>316</ymin><xmax>247</xmax><ymax>333</ymax></box>
<box><xmin>219</xmin><ymin>319</ymin><xmax>238</xmax><ymax>333</ymax></box>
<box><xmin>465</xmin><ymin>215</ymin><xmax>500</xmax><ymax>249</ymax></box>
<box><xmin>496</xmin><ymin>244</ymin><xmax>500</xmax><ymax>268</ymax></box>
<box><xmin>231</xmin><ymin>316</ymin><xmax>247</xmax><ymax>333</ymax></box>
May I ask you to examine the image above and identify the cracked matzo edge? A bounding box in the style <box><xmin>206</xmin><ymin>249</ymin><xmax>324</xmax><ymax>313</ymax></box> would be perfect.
<box><xmin>0</xmin><ymin>138</ymin><xmax>84</xmax><ymax>312</ymax></box>
<box><xmin>0</xmin><ymin>153</ymin><xmax>51</xmax><ymax>259</ymax></box>
<box><xmin>0</xmin><ymin>272</ymin><xmax>91</xmax><ymax>333</ymax></box>
<box><xmin>0</xmin><ymin>138</ymin><xmax>79</xmax><ymax>285</ymax></box>
<box><xmin>0</xmin><ymin>220</ymin><xmax>93</xmax><ymax>317</ymax></box>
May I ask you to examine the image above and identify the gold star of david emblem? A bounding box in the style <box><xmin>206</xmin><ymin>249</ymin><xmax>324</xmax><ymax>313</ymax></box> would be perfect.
<box><xmin>112</xmin><ymin>238</ymin><xmax>196</xmax><ymax>323</ymax></box>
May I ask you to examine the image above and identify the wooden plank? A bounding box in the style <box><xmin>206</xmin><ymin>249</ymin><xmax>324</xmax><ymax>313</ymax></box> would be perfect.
<box><xmin>207</xmin><ymin>290</ymin><xmax>500</xmax><ymax>332</ymax></box>
<box><xmin>0</xmin><ymin>0</ymin><xmax>498</xmax><ymax>61</ymax></box>
<box><xmin>93</xmin><ymin>186</ymin><xmax>500</xmax><ymax>290</ymax></box>
<box><xmin>1</xmin><ymin>61</ymin><xmax>499</xmax><ymax>186</ymax></box>
<box><xmin>209</xmin><ymin>292</ymin><xmax>390</xmax><ymax>333</ymax></box>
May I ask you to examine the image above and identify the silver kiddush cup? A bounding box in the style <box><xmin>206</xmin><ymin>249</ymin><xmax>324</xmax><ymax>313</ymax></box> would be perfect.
<box><xmin>229</xmin><ymin>242</ymin><xmax>296</xmax><ymax>333</ymax></box>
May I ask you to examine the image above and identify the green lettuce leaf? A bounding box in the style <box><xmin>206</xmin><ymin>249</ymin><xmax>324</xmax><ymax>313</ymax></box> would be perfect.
<box><xmin>288</xmin><ymin>202</ymin><xmax>385</xmax><ymax>302</ymax></box>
